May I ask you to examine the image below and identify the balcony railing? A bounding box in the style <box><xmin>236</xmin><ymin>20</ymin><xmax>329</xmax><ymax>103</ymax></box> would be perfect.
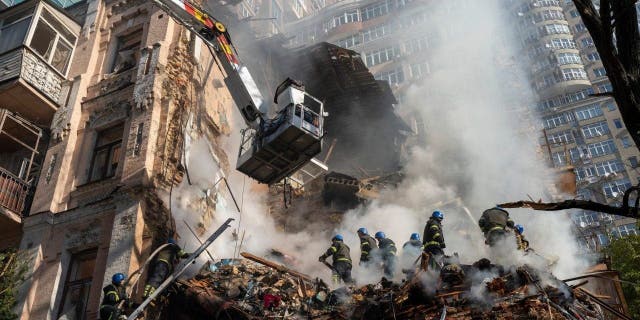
<box><xmin>0</xmin><ymin>167</ymin><xmax>29</xmax><ymax>215</ymax></box>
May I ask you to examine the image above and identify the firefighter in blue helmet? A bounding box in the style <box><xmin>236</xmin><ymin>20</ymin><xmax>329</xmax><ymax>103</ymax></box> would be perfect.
<box><xmin>143</xmin><ymin>237</ymin><xmax>190</xmax><ymax>298</ymax></box>
<box><xmin>375</xmin><ymin>231</ymin><xmax>397</xmax><ymax>278</ymax></box>
<box><xmin>100</xmin><ymin>273</ymin><xmax>129</xmax><ymax>320</ymax></box>
<box><xmin>357</xmin><ymin>227</ymin><xmax>377</xmax><ymax>266</ymax></box>
<box><xmin>319</xmin><ymin>234</ymin><xmax>353</xmax><ymax>284</ymax></box>
<box><xmin>422</xmin><ymin>210</ymin><xmax>446</xmax><ymax>270</ymax></box>
<box><xmin>402</xmin><ymin>233</ymin><xmax>423</xmax><ymax>258</ymax></box>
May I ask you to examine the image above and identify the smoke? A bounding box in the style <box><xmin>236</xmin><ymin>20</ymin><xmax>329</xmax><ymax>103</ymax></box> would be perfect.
<box><xmin>168</xmin><ymin>0</ymin><xmax>590</xmax><ymax>285</ymax></box>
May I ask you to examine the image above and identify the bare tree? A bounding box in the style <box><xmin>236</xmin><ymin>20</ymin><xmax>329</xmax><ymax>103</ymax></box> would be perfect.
<box><xmin>571</xmin><ymin>0</ymin><xmax>640</xmax><ymax>149</ymax></box>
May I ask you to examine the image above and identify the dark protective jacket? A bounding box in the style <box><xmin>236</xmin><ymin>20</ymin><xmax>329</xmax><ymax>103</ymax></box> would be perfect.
<box><xmin>101</xmin><ymin>284</ymin><xmax>126</xmax><ymax>306</ymax></box>
<box><xmin>377</xmin><ymin>238</ymin><xmax>397</xmax><ymax>257</ymax></box>
<box><xmin>322</xmin><ymin>240</ymin><xmax>352</xmax><ymax>265</ymax></box>
<box><xmin>478</xmin><ymin>208</ymin><xmax>514</xmax><ymax>234</ymax></box>
<box><xmin>156</xmin><ymin>244</ymin><xmax>189</xmax><ymax>270</ymax></box>
<box><xmin>359</xmin><ymin>234</ymin><xmax>377</xmax><ymax>262</ymax></box>
<box><xmin>423</xmin><ymin>217</ymin><xmax>445</xmax><ymax>249</ymax></box>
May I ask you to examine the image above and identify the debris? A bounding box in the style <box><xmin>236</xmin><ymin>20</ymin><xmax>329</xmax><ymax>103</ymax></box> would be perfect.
<box><xmin>151</xmin><ymin>253</ymin><xmax>610</xmax><ymax>319</ymax></box>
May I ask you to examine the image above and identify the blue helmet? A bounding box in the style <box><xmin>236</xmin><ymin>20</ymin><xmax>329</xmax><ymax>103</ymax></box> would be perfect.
<box><xmin>515</xmin><ymin>224</ymin><xmax>524</xmax><ymax>234</ymax></box>
<box><xmin>410</xmin><ymin>233</ymin><xmax>420</xmax><ymax>241</ymax></box>
<box><xmin>357</xmin><ymin>227</ymin><xmax>368</xmax><ymax>235</ymax></box>
<box><xmin>167</xmin><ymin>237</ymin><xmax>176</xmax><ymax>245</ymax></box>
<box><xmin>112</xmin><ymin>273</ymin><xmax>126</xmax><ymax>285</ymax></box>
<box><xmin>374</xmin><ymin>231</ymin><xmax>385</xmax><ymax>239</ymax></box>
<box><xmin>432</xmin><ymin>210</ymin><xmax>444</xmax><ymax>220</ymax></box>
<box><xmin>333</xmin><ymin>234</ymin><xmax>344</xmax><ymax>241</ymax></box>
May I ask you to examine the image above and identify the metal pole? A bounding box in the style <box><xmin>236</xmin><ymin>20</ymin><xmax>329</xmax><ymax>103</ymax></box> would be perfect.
<box><xmin>182</xmin><ymin>220</ymin><xmax>216</xmax><ymax>262</ymax></box>
<box><xmin>127</xmin><ymin>218</ymin><xmax>234</xmax><ymax>320</ymax></box>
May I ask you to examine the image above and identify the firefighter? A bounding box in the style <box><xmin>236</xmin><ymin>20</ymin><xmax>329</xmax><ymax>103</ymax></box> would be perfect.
<box><xmin>100</xmin><ymin>273</ymin><xmax>128</xmax><ymax>320</ymax></box>
<box><xmin>402</xmin><ymin>233</ymin><xmax>423</xmax><ymax>259</ymax></box>
<box><xmin>357</xmin><ymin>227</ymin><xmax>377</xmax><ymax>266</ymax></box>
<box><xmin>143</xmin><ymin>238</ymin><xmax>190</xmax><ymax>298</ymax></box>
<box><xmin>478</xmin><ymin>206</ymin><xmax>515</xmax><ymax>246</ymax></box>
<box><xmin>319</xmin><ymin>234</ymin><xmax>353</xmax><ymax>284</ymax></box>
<box><xmin>514</xmin><ymin>224</ymin><xmax>530</xmax><ymax>251</ymax></box>
<box><xmin>422</xmin><ymin>210</ymin><xmax>446</xmax><ymax>270</ymax></box>
<box><xmin>375</xmin><ymin>231</ymin><xmax>397</xmax><ymax>278</ymax></box>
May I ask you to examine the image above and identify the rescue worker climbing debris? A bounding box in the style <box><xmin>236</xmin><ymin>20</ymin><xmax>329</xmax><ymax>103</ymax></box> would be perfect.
<box><xmin>514</xmin><ymin>224</ymin><xmax>530</xmax><ymax>251</ymax></box>
<box><xmin>143</xmin><ymin>237</ymin><xmax>190</xmax><ymax>298</ymax></box>
<box><xmin>100</xmin><ymin>273</ymin><xmax>129</xmax><ymax>320</ymax></box>
<box><xmin>478</xmin><ymin>206</ymin><xmax>515</xmax><ymax>246</ymax></box>
<box><xmin>375</xmin><ymin>231</ymin><xmax>397</xmax><ymax>278</ymax></box>
<box><xmin>357</xmin><ymin>227</ymin><xmax>377</xmax><ymax>266</ymax></box>
<box><xmin>422</xmin><ymin>210</ymin><xmax>446</xmax><ymax>270</ymax></box>
<box><xmin>319</xmin><ymin>234</ymin><xmax>354</xmax><ymax>284</ymax></box>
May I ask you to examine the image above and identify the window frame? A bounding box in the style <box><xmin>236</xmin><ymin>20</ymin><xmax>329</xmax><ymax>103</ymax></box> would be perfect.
<box><xmin>88</xmin><ymin>123</ymin><xmax>124</xmax><ymax>183</ymax></box>
<box><xmin>57</xmin><ymin>249</ymin><xmax>98</xmax><ymax>320</ymax></box>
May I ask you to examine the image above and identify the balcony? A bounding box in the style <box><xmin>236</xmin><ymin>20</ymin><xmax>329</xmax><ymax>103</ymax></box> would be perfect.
<box><xmin>0</xmin><ymin>108</ymin><xmax>43</xmax><ymax>225</ymax></box>
<box><xmin>0</xmin><ymin>0</ymin><xmax>80</xmax><ymax>126</ymax></box>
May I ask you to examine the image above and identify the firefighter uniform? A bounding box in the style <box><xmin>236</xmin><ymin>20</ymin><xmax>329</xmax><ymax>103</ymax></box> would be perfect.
<box><xmin>377</xmin><ymin>238</ymin><xmax>397</xmax><ymax>278</ymax></box>
<box><xmin>143</xmin><ymin>244</ymin><xmax>189</xmax><ymax>297</ymax></box>
<box><xmin>99</xmin><ymin>283</ymin><xmax>126</xmax><ymax>320</ymax></box>
<box><xmin>478</xmin><ymin>207</ymin><xmax>515</xmax><ymax>246</ymax></box>
<box><xmin>320</xmin><ymin>240</ymin><xmax>353</xmax><ymax>284</ymax></box>
<box><xmin>516</xmin><ymin>233</ymin><xmax>530</xmax><ymax>251</ymax></box>
<box><xmin>422</xmin><ymin>217</ymin><xmax>445</xmax><ymax>256</ymax></box>
<box><xmin>359</xmin><ymin>234</ymin><xmax>377</xmax><ymax>265</ymax></box>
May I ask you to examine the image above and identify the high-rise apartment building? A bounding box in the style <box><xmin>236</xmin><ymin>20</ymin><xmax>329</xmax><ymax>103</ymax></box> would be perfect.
<box><xmin>510</xmin><ymin>0</ymin><xmax>639</xmax><ymax>254</ymax></box>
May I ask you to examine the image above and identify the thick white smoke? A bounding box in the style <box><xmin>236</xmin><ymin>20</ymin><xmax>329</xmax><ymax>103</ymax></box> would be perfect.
<box><xmin>169</xmin><ymin>0</ymin><xmax>589</xmax><ymax>285</ymax></box>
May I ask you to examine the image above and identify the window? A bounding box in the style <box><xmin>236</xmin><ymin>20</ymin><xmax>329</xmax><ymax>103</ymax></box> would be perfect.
<box><xmin>404</xmin><ymin>36</ymin><xmax>429</xmax><ymax>54</ymax></box>
<box><xmin>593</xmin><ymin>67</ymin><xmax>607</xmax><ymax>77</ymax></box>
<box><xmin>556</xmin><ymin>52</ymin><xmax>582</xmax><ymax>65</ymax></box>
<box><xmin>362</xmin><ymin>0</ymin><xmax>391</xmax><ymax>21</ymax></box>
<box><xmin>543</xmin><ymin>113</ymin><xmax>570</xmax><ymax>129</ymax></box>
<box><xmin>561</xmin><ymin>67</ymin><xmax>587</xmax><ymax>80</ymax></box>
<box><xmin>57</xmin><ymin>250</ymin><xmax>97</xmax><ymax>320</ymax></box>
<box><xmin>603</xmin><ymin>179</ymin><xmax>632</xmax><ymax>198</ymax></box>
<box><xmin>613</xmin><ymin>118</ymin><xmax>623</xmax><ymax>129</ymax></box>
<box><xmin>337</xmin><ymin>34</ymin><xmax>360</xmax><ymax>48</ymax></box>
<box><xmin>594</xmin><ymin>160</ymin><xmax>625</xmax><ymax>176</ymax></box>
<box><xmin>587</xmin><ymin>139</ymin><xmax>616</xmax><ymax>157</ymax></box>
<box><xmin>375</xmin><ymin>67</ymin><xmax>404</xmax><ymax>85</ymax></box>
<box><xmin>629</xmin><ymin>156</ymin><xmax>638</xmax><ymax>168</ymax></box>
<box><xmin>581</xmin><ymin>37</ymin><xmax>594</xmax><ymax>47</ymax></box>
<box><xmin>543</xmin><ymin>23</ymin><xmax>570</xmax><ymax>35</ymax></box>
<box><xmin>572</xmin><ymin>210</ymin><xmax>598</xmax><ymax>225</ymax></box>
<box><xmin>329</xmin><ymin>9</ymin><xmax>359</xmax><ymax>29</ymax></box>
<box><xmin>89</xmin><ymin>123</ymin><xmax>124</xmax><ymax>182</ymax></box>
<box><xmin>574</xmin><ymin>104</ymin><xmax>603</xmax><ymax>121</ymax></box>
<box><xmin>605</xmin><ymin>102</ymin><xmax>616</xmax><ymax>111</ymax></box>
<box><xmin>28</xmin><ymin>9</ymin><xmax>76</xmax><ymax>74</ymax></box>
<box><xmin>552</xmin><ymin>151</ymin><xmax>567</xmax><ymax>166</ymax></box>
<box><xmin>597</xmin><ymin>82</ymin><xmax>613</xmax><ymax>93</ymax></box>
<box><xmin>410</xmin><ymin>61</ymin><xmax>429</xmax><ymax>79</ymax></box>
<box><xmin>569</xmin><ymin>9</ymin><xmax>579</xmax><ymax>18</ymax></box>
<box><xmin>111</xmin><ymin>29</ymin><xmax>142</xmax><ymax>73</ymax></box>
<box><xmin>615</xmin><ymin>224</ymin><xmax>638</xmax><ymax>237</ymax></box>
<box><xmin>574</xmin><ymin>23</ymin><xmax>587</xmax><ymax>33</ymax></box>
<box><xmin>575</xmin><ymin>166</ymin><xmax>596</xmax><ymax>180</ymax></box>
<box><xmin>0</xmin><ymin>9</ymin><xmax>32</xmax><ymax>53</ymax></box>
<box><xmin>550</xmin><ymin>38</ymin><xmax>576</xmax><ymax>49</ymax></box>
<box><xmin>586</xmin><ymin>52</ymin><xmax>600</xmax><ymax>61</ymax></box>
<box><xmin>362</xmin><ymin>23</ymin><xmax>393</xmax><ymax>44</ymax></box>
<box><xmin>364</xmin><ymin>46</ymin><xmax>398</xmax><ymax>66</ymax></box>
<box><xmin>597</xmin><ymin>233</ymin><xmax>610</xmax><ymax>246</ymax></box>
<box><xmin>547</xmin><ymin>130</ymin><xmax>574</xmax><ymax>144</ymax></box>
<box><xmin>621</xmin><ymin>136</ymin><xmax>633</xmax><ymax>148</ymax></box>
<box><xmin>581</xmin><ymin>121</ymin><xmax>609</xmax><ymax>138</ymax></box>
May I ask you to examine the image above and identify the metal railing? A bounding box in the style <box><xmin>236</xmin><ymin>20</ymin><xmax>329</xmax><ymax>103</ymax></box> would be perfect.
<box><xmin>0</xmin><ymin>166</ymin><xmax>29</xmax><ymax>215</ymax></box>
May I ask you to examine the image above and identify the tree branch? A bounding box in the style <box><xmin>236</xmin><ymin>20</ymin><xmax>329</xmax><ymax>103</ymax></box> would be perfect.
<box><xmin>499</xmin><ymin>187</ymin><xmax>639</xmax><ymax>219</ymax></box>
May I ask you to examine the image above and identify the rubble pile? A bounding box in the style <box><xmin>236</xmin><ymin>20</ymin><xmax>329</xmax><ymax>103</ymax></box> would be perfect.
<box><xmin>155</xmin><ymin>253</ymin><xmax>612</xmax><ymax>320</ymax></box>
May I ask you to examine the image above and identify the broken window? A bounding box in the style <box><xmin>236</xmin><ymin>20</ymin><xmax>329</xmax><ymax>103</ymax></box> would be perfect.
<box><xmin>27</xmin><ymin>8</ymin><xmax>75</xmax><ymax>74</ymax></box>
<box><xmin>110</xmin><ymin>29</ymin><xmax>142</xmax><ymax>73</ymax></box>
<box><xmin>89</xmin><ymin>123</ymin><xmax>124</xmax><ymax>182</ymax></box>
<box><xmin>57</xmin><ymin>249</ymin><xmax>97</xmax><ymax>320</ymax></box>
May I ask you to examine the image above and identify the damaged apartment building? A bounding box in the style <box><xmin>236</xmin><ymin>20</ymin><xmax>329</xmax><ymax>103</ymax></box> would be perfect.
<box><xmin>0</xmin><ymin>0</ymin><xmax>237</xmax><ymax>318</ymax></box>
